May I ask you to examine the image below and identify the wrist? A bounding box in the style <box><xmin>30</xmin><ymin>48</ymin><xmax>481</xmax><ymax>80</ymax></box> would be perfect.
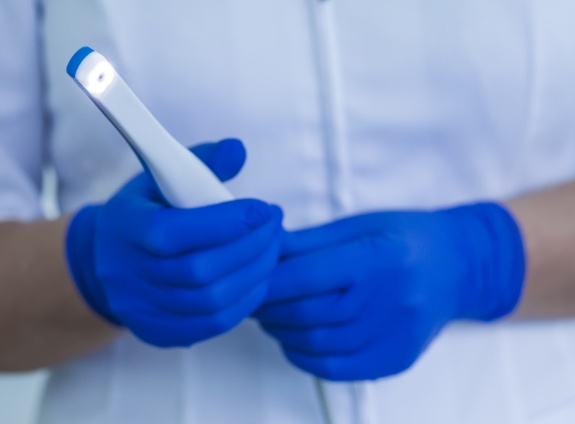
<box><xmin>66</xmin><ymin>205</ymin><xmax>121</xmax><ymax>325</ymax></box>
<box><xmin>447</xmin><ymin>202</ymin><xmax>526</xmax><ymax>321</ymax></box>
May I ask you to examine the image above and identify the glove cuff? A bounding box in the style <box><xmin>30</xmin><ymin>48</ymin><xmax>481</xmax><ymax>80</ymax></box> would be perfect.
<box><xmin>450</xmin><ymin>202</ymin><xmax>526</xmax><ymax>321</ymax></box>
<box><xmin>66</xmin><ymin>206</ymin><xmax>121</xmax><ymax>325</ymax></box>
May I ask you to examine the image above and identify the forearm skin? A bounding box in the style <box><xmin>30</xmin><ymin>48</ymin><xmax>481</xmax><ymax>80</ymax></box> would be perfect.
<box><xmin>0</xmin><ymin>217</ymin><xmax>118</xmax><ymax>371</ymax></box>
<box><xmin>507</xmin><ymin>181</ymin><xmax>575</xmax><ymax>319</ymax></box>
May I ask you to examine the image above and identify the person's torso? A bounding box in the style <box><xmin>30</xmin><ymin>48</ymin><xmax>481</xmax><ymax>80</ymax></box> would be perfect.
<box><xmin>39</xmin><ymin>1</ymin><xmax>575</xmax><ymax>423</ymax></box>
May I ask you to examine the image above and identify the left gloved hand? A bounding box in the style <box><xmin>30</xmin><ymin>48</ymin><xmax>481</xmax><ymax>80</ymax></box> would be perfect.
<box><xmin>255</xmin><ymin>202</ymin><xmax>525</xmax><ymax>381</ymax></box>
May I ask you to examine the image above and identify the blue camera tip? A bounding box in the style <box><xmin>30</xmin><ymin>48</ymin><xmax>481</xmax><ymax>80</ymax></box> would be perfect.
<box><xmin>66</xmin><ymin>46</ymin><xmax>94</xmax><ymax>78</ymax></box>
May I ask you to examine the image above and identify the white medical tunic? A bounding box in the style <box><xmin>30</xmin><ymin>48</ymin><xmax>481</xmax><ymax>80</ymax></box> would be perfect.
<box><xmin>2</xmin><ymin>0</ymin><xmax>575</xmax><ymax>423</ymax></box>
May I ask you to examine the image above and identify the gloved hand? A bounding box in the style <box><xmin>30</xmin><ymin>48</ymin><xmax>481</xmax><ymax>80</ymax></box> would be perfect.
<box><xmin>66</xmin><ymin>138</ymin><xmax>284</xmax><ymax>347</ymax></box>
<box><xmin>255</xmin><ymin>203</ymin><xmax>525</xmax><ymax>381</ymax></box>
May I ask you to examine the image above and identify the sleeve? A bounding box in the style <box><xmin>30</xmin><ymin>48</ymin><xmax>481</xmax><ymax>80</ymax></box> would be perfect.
<box><xmin>0</xmin><ymin>0</ymin><xmax>45</xmax><ymax>221</ymax></box>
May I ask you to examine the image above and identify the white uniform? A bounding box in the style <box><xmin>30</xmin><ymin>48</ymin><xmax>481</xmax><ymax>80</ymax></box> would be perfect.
<box><xmin>2</xmin><ymin>0</ymin><xmax>575</xmax><ymax>422</ymax></box>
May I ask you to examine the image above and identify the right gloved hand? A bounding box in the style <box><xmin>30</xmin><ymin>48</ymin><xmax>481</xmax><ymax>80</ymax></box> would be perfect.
<box><xmin>66</xmin><ymin>138</ymin><xmax>284</xmax><ymax>347</ymax></box>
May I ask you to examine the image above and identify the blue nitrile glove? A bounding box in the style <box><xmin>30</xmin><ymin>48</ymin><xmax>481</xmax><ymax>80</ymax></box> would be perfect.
<box><xmin>255</xmin><ymin>203</ymin><xmax>525</xmax><ymax>381</ymax></box>
<box><xmin>66</xmin><ymin>139</ymin><xmax>284</xmax><ymax>347</ymax></box>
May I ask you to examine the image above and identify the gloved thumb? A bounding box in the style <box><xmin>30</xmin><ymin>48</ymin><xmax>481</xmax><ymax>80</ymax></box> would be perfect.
<box><xmin>190</xmin><ymin>138</ymin><xmax>247</xmax><ymax>182</ymax></box>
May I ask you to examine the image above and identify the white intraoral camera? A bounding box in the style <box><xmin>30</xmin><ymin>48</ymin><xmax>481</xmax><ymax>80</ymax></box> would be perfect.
<box><xmin>67</xmin><ymin>46</ymin><xmax>234</xmax><ymax>208</ymax></box>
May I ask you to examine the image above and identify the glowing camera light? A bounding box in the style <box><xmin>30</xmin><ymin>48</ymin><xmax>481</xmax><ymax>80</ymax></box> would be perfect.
<box><xmin>83</xmin><ymin>60</ymin><xmax>116</xmax><ymax>95</ymax></box>
<box><xmin>68</xmin><ymin>47</ymin><xmax>117</xmax><ymax>97</ymax></box>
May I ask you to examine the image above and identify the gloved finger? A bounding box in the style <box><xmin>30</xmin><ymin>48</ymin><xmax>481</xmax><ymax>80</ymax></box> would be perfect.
<box><xmin>121</xmin><ymin>282</ymin><xmax>268</xmax><ymax>348</ymax></box>
<box><xmin>282</xmin><ymin>336</ymin><xmax>420</xmax><ymax>381</ymax></box>
<box><xmin>280</xmin><ymin>308</ymin><xmax>438</xmax><ymax>381</ymax></box>
<box><xmin>139</xmin><ymin>210</ymin><xmax>283</xmax><ymax>285</ymax></box>
<box><xmin>137</xmin><ymin>199</ymin><xmax>282</xmax><ymax>256</ymax></box>
<box><xmin>281</xmin><ymin>212</ymin><xmax>413</xmax><ymax>258</ymax></box>
<box><xmin>261</xmin><ymin>319</ymin><xmax>373</xmax><ymax>355</ymax></box>
<box><xmin>138</xmin><ymin>237</ymin><xmax>281</xmax><ymax>315</ymax></box>
<box><xmin>189</xmin><ymin>138</ymin><xmax>246</xmax><ymax>182</ymax></box>
<box><xmin>266</xmin><ymin>236</ymin><xmax>404</xmax><ymax>303</ymax></box>
<box><xmin>258</xmin><ymin>292</ymin><xmax>394</xmax><ymax>354</ymax></box>
<box><xmin>255</xmin><ymin>286</ymin><xmax>367</xmax><ymax>328</ymax></box>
